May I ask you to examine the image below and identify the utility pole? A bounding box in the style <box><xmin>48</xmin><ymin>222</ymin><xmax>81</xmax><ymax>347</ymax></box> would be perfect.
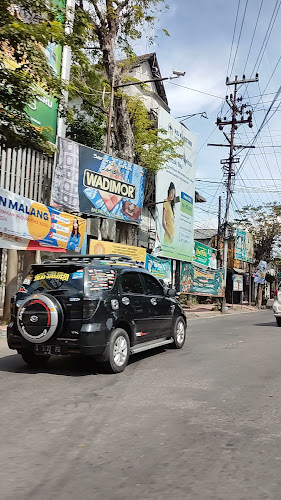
<box><xmin>209</xmin><ymin>74</ymin><xmax>258</xmax><ymax>313</ymax></box>
<box><xmin>217</xmin><ymin>195</ymin><xmax>222</xmax><ymax>267</ymax></box>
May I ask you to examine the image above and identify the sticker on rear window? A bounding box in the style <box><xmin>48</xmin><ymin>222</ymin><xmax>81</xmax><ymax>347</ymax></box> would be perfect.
<box><xmin>72</xmin><ymin>270</ymin><xmax>84</xmax><ymax>280</ymax></box>
<box><xmin>34</xmin><ymin>271</ymin><xmax>69</xmax><ymax>282</ymax></box>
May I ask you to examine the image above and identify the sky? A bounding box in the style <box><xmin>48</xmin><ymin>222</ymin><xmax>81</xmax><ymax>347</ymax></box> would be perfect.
<box><xmin>132</xmin><ymin>0</ymin><xmax>281</xmax><ymax>230</ymax></box>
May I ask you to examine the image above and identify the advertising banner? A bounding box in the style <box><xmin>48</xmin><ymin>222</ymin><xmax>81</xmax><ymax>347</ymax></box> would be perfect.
<box><xmin>145</xmin><ymin>254</ymin><xmax>171</xmax><ymax>283</ymax></box>
<box><xmin>52</xmin><ymin>138</ymin><xmax>146</xmax><ymax>223</ymax></box>
<box><xmin>234</xmin><ymin>228</ymin><xmax>254</xmax><ymax>263</ymax></box>
<box><xmin>193</xmin><ymin>241</ymin><xmax>217</xmax><ymax>269</ymax></box>
<box><xmin>254</xmin><ymin>260</ymin><xmax>267</xmax><ymax>284</ymax></box>
<box><xmin>0</xmin><ymin>187</ymin><xmax>86</xmax><ymax>252</ymax></box>
<box><xmin>155</xmin><ymin>108</ymin><xmax>196</xmax><ymax>261</ymax></box>
<box><xmin>89</xmin><ymin>238</ymin><xmax>146</xmax><ymax>264</ymax></box>
<box><xmin>233</xmin><ymin>274</ymin><xmax>243</xmax><ymax>292</ymax></box>
<box><xmin>180</xmin><ymin>262</ymin><xmax>225</xmax><ymax>297</ymax></box>
<box><xmin>0</xmin><ymin>233</ymin><xmax>66</xmax><ymax>252</ymax></box>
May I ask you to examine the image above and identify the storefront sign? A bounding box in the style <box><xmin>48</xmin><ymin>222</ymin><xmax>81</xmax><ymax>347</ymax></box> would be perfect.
<box><xmin>0</xmin><ymin>187</ymin><xmax>86</xmax><ymax>252</ymax></box>
<box><xmin>180</xmin><ymin>262</ymin><xmax>225</xmax><ymax>297</ymax></box>
<box><xmin>233</xmin><ymin>274</ymin><xmax>243</xmax><ymax>292</ymax></box>
<box><xmin>89</xmin><ymin>239</ymin><xmax>146</xmax><ymax>264</ymax></box>
<box><xmin>145</xmin><ymin>254</ymin><xmax>171</xmax><ymax>283</ymax></box>
<box><xmin>155</xmin><ymin>108</ymin><xmax>196</xmax><ymax>261</ymax></box>
<box><xmin>193</xmin><ymin>241</ymin><xmax>217</xmax><ymax>268</ymax></box>
<box><xmin>235</xmin><ymin>228</ymin><xmax>254</xmax><ymax>263</ymax></box>
<box><xmin>51</xmin><ymin>138</ymin><xmax>146</xmax><ymax>222</ymax></box>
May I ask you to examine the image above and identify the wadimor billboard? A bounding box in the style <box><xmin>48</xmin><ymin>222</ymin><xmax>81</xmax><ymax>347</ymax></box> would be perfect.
<box><xmin>52</xmin><ymin>138</ymin><xmax>146</xmax><ymax>223</ymax></box>
<box><xmin>155</xmin><ymin>109</ymin><xmax>196</xmax><ymax>261</ymax></box>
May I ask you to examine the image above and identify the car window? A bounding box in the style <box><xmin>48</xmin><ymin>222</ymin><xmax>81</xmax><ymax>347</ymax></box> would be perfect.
<box><xmin>121</xmin><ymin>272</ymin><xmax>144</xmax><ymax>294</ymax></box>
<box><xmin>19</xmin><ymin>268</ymin><xmax>84</xmax><ymax>295</ymax></box>
<box><xmin>141</xmin><ymin>273</ymin><xmax>164</xmax><ymax>296</ymax></box>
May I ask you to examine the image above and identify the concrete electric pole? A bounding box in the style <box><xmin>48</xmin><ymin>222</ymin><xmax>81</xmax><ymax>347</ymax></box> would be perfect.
<box><xmin>209</xmin><ymin>74</ymin><xmax>258</xmax><ymax>312</ymax></box>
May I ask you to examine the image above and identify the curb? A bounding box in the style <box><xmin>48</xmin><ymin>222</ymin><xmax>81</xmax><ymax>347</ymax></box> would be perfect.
<box><xmin>187</xmin><ymin>309</ymin><xmax>264</xmax><ymax>321</ymax></box>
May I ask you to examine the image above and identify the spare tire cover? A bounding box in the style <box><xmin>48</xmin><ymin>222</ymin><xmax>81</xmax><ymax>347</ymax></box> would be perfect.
<box><xmin>17</xmin><ymin>294</ymin><xmax>63</xmax><ymax>343</ymax></box>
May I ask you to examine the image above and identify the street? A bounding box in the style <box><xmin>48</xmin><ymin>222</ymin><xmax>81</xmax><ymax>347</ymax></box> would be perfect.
<box><xmin>1</xmin><ymin>310</ymin><xmax>281</xmax><ymax>500</ymax></box>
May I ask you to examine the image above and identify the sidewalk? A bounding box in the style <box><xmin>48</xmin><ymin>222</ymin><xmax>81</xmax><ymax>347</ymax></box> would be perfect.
<box><xmin>183</xmin><ymin>303</ymin><xmax>259</xmax><ymax>320</ymax></box>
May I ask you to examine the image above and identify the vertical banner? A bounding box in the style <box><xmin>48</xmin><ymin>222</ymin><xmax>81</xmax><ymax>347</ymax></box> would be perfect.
<box><xmin>52</xmin><ymin>138</ymin><xmax>146</xmax><ymax>223</ymax></box>
<box><xmin>155</xmin><ymin>108</ymin><xmax>196</xmax><ymax>261</ymax></box>
<box><xmin>235</xmin><ymin>228</ymin><xmax>254</xmax><ymax>262</ymax></box>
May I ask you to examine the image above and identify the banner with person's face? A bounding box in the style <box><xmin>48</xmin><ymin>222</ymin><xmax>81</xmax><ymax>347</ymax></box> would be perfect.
<box><xmin>155</xmin><ymin>109</ymin><xmax>196</xmax><ymax>261</ymax></box>
<box><xmin>0</xmin><ymin>187</ymin><xmax>86</xmax><ymax>252</ymax></box>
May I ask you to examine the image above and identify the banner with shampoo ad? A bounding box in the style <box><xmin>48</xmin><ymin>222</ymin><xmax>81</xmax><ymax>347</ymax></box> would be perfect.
<box><xmin>0</xmin><ymin>187</ymin><xmax>86</xmax><ymax>252</ymax></box>
<box><xmin>155</xmin><ymin>108</ymin><xmax>196</xmax><ymax>261</ymax></box>
<box><xmin>51</xmin><ymin>138</ymin><xmax>146</xmax><ymax>223</ymax></box>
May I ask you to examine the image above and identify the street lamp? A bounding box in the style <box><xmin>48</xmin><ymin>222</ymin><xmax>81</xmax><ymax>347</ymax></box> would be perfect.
<box><xmin>105</xmin><ymin>70</ymin><xmax>186</xmax><ymax>154</ymax></box>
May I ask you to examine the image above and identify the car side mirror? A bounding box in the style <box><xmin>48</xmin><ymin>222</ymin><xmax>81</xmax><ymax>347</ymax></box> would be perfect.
<box><xmin>167</xmin><ymin>288</ymin><xmax>176</xmax><ymax>298</ymax></box>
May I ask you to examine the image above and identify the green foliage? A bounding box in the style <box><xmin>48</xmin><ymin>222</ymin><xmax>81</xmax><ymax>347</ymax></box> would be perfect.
<box><xmin>0</xmin><ymin>0</ymin><xmax>87</xmax><ymax>152</ymax></box>
<box><xmin>67</xmin><ymin>109</ymin><xmax>105</xmax><ymax>150</ymax></box>
<box><xmin>126</xmin><ymin>95</ymin><xmax>183</xmax><ymax>173</ymax></box>
<box><xmin>234</xmin><ymin>203</ymin><xmax>281</xmax><ymax>262</ymax></box>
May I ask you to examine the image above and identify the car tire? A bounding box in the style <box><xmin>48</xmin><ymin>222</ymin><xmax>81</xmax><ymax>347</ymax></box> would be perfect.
<box><xmin>172</xmin><ymin>316</ymin><xmax>186</xmax><ymax>349</ymax></box>
<box><xmin>19</xmin><ymin>350</ymin><xmax>50</xmax><ymax>367</ymax></box>
<box><xmin>276</xmin><ymin>318</ymin><xmax>281</xmax><ymax>327</ymax></box>
<box><xmin>103</xmin><ymin>328</ymin><xmax>130</xmax><ymax>373</ymax></box>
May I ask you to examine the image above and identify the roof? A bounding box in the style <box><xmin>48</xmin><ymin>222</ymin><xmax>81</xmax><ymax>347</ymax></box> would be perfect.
<box><xmin>132</xmin><ymin>52</ymin><xmax>168</xmax><ymax>105</ymax></box>
<box><xmin>194</xmin><ymin>229</ymin><xmax>218</xmax><ymax>241</ymax></box>
<box><xmin>195</xmin><ymin>191</ymin><xmax>206</xmax><ymax>203</ymax></box>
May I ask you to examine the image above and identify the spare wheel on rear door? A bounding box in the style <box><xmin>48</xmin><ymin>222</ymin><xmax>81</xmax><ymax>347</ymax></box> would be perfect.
<box><xmin>17</xmin><ymin>294</ymin><xmax>64</xmax><ymax>343</ymax></box>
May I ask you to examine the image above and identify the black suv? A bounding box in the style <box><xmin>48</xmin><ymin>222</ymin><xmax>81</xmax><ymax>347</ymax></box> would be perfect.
<box><xmin>7</xmin><ymin>254</ymin><xmax>187</xmax><ymax>373</ymax></box>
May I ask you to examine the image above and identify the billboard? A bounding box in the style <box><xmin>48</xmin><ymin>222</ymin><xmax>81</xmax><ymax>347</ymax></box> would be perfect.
<box><xmin>0</xmin><ymin>187</ymin><xmax>86</xmax><ymax>252</ymax></box>
<box><xmin>155</xmin><ymin>108</ymin><xmax>196</xmax><ymax>261</ymax></box>
<box><xmin>180</xmin><ymin>262</ymin><xmax>225</xmax><ymax>297</ymax></box>
<box><xmin>234</xmin><ymin>228</ymin><xmax>254</xmax><ymax>263</ymax></box>
<box><xmin>52</xmin><ymin>138</ymin><xmax>146</xmax><ymax>223</ymax></box>
<box><xmin>145</xmin><ymin>254</ymin><xmax>171</xmax><ymax>283</ymax></box>
<box><xmin>89</xmin><ymin>239</ymin><xmax>146</xmax><ymax>264</ymax></box>
<box><xmin>193</xmin><ymin>241</ymin><xmax>217</xmax><ymax>269</ymax></box>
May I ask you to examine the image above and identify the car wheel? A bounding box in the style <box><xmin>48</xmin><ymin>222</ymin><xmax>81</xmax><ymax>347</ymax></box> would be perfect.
<box><xmin>172</xmin><ymin>316</ymin><xmax>186</xmax><ymax>349</ymax></box>
<box><xmin>19</xmin><ymin>350</ymin><xmax>50</xmax><ymax>367</ymax></box>
<box><xmin>276</xmin><ymin>318</ymin><xmax>281</xmax><ymax>327</ymax></box>
<box><xmin>103</xmin><ymin>328</ymin><xmax>130</xmax><ymax>373</ymax></box>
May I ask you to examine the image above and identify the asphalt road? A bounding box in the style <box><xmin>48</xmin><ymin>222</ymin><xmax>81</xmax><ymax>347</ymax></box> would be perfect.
<box><xmin>1</xmin><ymin>310</ymin><xmax>281</xmax><ymax>500</ymax></box>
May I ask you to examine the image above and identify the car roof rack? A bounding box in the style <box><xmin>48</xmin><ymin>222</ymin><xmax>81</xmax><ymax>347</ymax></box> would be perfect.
<box><xmin>42</xmin><ymin>254</ymin><xmax>144</xmax><ymax>268</ymax></box>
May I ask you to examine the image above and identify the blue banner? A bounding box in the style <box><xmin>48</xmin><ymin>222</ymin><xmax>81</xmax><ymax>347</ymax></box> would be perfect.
<box><xmin>52</xmin><ymin>138</ymin><xmax>146</xmax><ymax>223</ymax></box>
<box><xmin>145</xmin><ymin>254</ymin><xmax>171</xmax><ymax>283</ymax></box>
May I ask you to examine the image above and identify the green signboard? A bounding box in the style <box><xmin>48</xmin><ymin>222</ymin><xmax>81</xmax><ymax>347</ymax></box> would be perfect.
<box><xmin>180</xmin><ymin>262</ymin><xmax>225</xmax><ymax>297</ymax></box>
<box><xmin>234</xmin><ymin>228</ymin><xmax>254</xmax><ymax>263</ymax></box>
<box><xmin>25</xmin><ymin>0</ymin><xmax>65</xmax><ymax>143</ymax></box>
<box><xmin>193</xmin><ymin>241</ymin><xmax>217</xmax><ymax>268</ymax></box>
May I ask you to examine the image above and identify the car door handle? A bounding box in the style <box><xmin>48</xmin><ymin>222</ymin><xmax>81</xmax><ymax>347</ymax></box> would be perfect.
<box><xmin>150</xmin><ymin>298</ymin><xmax>157</xmax><ymax>306</ymax></box>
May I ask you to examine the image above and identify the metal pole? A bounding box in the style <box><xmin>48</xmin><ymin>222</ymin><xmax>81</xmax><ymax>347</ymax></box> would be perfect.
<box><xmin>106</xmin><ymin>76</ymin><xmax>115</xmax><ymax>154</ymax></box>
<box><xmin>249</xmin><ymin>263</ymin><xmax>252</xmax><ymax>305</ymax></box>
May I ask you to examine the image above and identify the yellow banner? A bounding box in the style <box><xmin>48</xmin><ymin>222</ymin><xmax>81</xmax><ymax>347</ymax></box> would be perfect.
<box><xmin>89</xmin><ymin>239</ymin><xmax>146</xmax><ymax>264</ymax></box>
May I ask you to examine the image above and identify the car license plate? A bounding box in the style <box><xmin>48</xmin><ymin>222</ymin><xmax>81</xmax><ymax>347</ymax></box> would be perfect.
<box><xmin>34</xmin><ymin>345</ymin><xmax>62</xmax><ymax>356</ymax></box>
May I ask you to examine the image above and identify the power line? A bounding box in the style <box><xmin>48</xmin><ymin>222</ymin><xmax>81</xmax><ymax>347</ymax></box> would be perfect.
<box><xmin>229</xmin><ymin>0</ymin><xmax>249</xmax><ymax>77</ymax></box>
<box><xmin>243</xmin><ymin>0</ymin><xmax>264</xmax><ymax>74</ymax></box>
<box><xmin>167</xmin><ymin>81</ymin><xmax>224</xmax><ymax>100</ymax></box>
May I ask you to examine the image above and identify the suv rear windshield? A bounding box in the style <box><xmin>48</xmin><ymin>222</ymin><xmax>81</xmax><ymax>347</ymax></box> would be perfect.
<box><xmin>19</xmin><ymin>267</ymin><xmax>85</xmax><ymax>295</ymax></box>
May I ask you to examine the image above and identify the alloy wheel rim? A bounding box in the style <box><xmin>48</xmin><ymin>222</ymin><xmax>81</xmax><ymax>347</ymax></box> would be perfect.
<box><xmin>176</xmin><ymin>321</ymin><xmax>185</xmax><ymax>344</ymax></box>
<box><xmin>113</xmin><ymin>335</ymin><xmax>128</xmax><ymax>367</ymax></box>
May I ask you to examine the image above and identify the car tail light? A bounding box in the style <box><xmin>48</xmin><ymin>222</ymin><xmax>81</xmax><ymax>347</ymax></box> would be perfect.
<box><xmin>83</xmin><ymin>299</ymin><xmax>99</xmax><ymax>319</ymax></box>
<box><xmin>274</xmin><ymin>289</ymin><xmax>278</xmax><ymax>297</ymax></box>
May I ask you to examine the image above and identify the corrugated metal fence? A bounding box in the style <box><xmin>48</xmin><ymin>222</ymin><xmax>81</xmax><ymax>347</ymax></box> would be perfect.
<box><xmin>0</xmin><ymin>146</ymin><xmax>54</xmax><ymax>203</ymax></box>
<box><xmin>0</xmin><ymin>146</ymin><xmax>54</xmax><ymax>311</ymax></box>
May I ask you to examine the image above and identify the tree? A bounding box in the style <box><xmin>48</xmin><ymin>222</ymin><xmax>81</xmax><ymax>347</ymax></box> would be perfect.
<box><xmin>77</xmin><ymin>0</ymin><xmax>168</xmax><ymax>162</ymax></box>
<box><xmin>0</xmin><ymin>0</ymin><xmax>87</xmax><ymax>152</ymax></box>
<box><xmin>234</xmin><ymin>203</ymin><xmax>281</xmax><ymax>262</ymax></box>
